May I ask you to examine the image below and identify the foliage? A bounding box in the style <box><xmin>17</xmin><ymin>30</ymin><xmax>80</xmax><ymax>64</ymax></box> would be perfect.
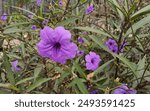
<box><xmin>0</xmin><ymin>0</ymin><xmax>149</xmax><ymax>94</ymax></box>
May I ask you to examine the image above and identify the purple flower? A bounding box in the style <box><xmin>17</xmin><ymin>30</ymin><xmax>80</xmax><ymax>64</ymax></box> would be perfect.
<box><xmin>28</xmin><ymin>14</ymin><xmax>34</xmax><ymax>19</ymax></box>
<box><xmin>37</xmin><ymin>26</ymin><xmax>78</xmax><ymax>64</ymax></box>
<box><xmin>105</xmin><ymin>38</ymin><xmax>118</xmax><ymax>53</ymax></box>
<box><xmin>114</xmin><ymin>85</ymin><xmax>137</xmax><ymax>94</ymax></box>
<box><xmin>85</xmin><ymin>52</ymin><xmax>101</xmax><ymax>71</ymax></box>
<box><xmin>58</xmin><ymin>0</ymin><xmax>63</xmax><ymax>6</ymax></box>
<box><xmin>105</xmin><ymin>38</ymin><xmax>127</xmax><ymax>53</ymax></box>
<box><xmin>85</xmin><ymin>5</ymin><xmax>94</xmax><ymax>14</ymax></box>
<box><xmin>78</xmin><ymin>37</ymin><xmax>84</xmax><ymax>44</ymax></box>
<box><xmin>83</xmin><ymin>31</ymin><xmax>88</xmax><ymax>35</ymax></box>
<box><xmin>77</xmin><ymin>50</ymin><xmax>84</xmax><ymax>56</ymax></box>
<box><xmin>11</xmin><ymin>60</ymin><xmax>21</xmax><ymax>72</ymax></box>
<box><xmin>110</xmin><ymin>45</ymin><xmax>118</xmax><ymax>53</ymax></box>
<box><xmin>36</xmin><ymin>0</ymin><xmax>42</xmax><ymax>6</ymax></box>
<box><xmin>105</xmin><ymin>39</ymin><xmax>117</xmax><ymax>47</ymax></box>
<box><xmin>90</xmin><ymin>90</ymin><xmax>99</xmax><ymax>94</ymax></box>
<box><xmin>31</xmin><ymin>25</ymin><xmax>37</xmax><ymax>30</ymax></box>
<box><xmin>42</xmin><ymin>19</ymin><xmax>49</xmax><ymax>25</ymax></box>
<box><xmin>0</xmin><ymin>13</ymin><xmax>7</xmax><ymax>21</ymax></box>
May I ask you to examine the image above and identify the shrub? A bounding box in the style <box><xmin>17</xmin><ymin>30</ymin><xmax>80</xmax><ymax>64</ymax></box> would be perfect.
<box><xmin>0</xmin><ymin>0</ymin><xmax>149</xmax><ymax>94</ymax></box>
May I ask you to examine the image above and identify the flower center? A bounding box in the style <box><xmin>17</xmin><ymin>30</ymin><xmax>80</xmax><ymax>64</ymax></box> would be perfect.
<box><xmin>112</xmin><ymin>49</ymin><xmax>116</xmax><ymax>52</ymax></box>
<box><xmin>91</xmin><ymin>58</ymin><xmax>95</xmax><ymax>64</ymax></box>
<box><xmin>54</xmin><ymin>42</ymin><xmax>61</xmax><ymax>49</ymax></box>
<box><xmin>109</xmin><ymin>42</ymin><xmax>113</xmax><ymax>45</ymax></box>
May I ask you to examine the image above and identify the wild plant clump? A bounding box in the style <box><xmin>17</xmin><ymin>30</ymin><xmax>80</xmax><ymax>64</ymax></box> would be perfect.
<box><xmin>0</xmin><ymin>0</ymin><xmax>149</xmax><ymax>94</ymax></box>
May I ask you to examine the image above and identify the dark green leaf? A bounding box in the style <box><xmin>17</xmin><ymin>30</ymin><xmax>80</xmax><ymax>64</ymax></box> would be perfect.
<box><xmin>26</xmin><ymin>78</ymin><xmax>51</xmax><ymax>92</ymax></box>
<box><xmin>3</xmin><ymin>53</ymin><xmax>15</xmax><ymax>85</ymax></box>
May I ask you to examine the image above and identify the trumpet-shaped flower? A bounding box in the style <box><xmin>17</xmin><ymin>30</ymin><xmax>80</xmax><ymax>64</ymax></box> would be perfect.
<box><xmin>105</xmin><ymin>38</ymin><xmax>118</xmax><ymax>53</ymax></box>
<box><xmin>114</xmin><ymin>85</ymin><xmax>137</xmax><ymax>94</ymax></box>
<box><xmin>78</xmin><ymin>37</ymin><xmax>84</xmax><ymax>44</ymax></box>
<box><xmin>42</xmin><ymin>19</ymin><xmax>49</xmax><ymax>25</ymax></box>
<box><xmin>85</xmin><ymin>52</ymin><xmax>101</xmax><ymax>71</ymax></box>
<box><xmin>36</xmin><ymin>0</ymin><xmax>42</xmax><ymax>6</ymax></box>
<box><xmin>58</xmin><ymin>0</ymin><xmax>63</xmax><ymax>6</ymax></box>
<box><xmin>11</xmin><ymin>60</ymin><xmax>21</xmax><ymax>72</ymax></box>
<box><xmin>105</xmin><ymin>38</ymin><xmax>127</xmax><ymax>53</ymax></box>
<box><xmin>37</xmin><ymin>26</ymin><xmax>78</xmax><ymax>64</ymax></box>
<box><xmin>77</xmin><ymin>50</ymin><xmax>84</xmax><ymax>56</ymax></box>
<box><xmin>85</xmin><ymin>5</ymin><xmax>94</xmax><ymax>14</ymax></box>
<box><xmin>0</xmin><ymin>13</ymin><xmax>7</xmax><ymax>21</ymax></box>
<box><xmin>31</xmin><ymin>25</ymin><xmax>37</xmax><ymax>30</ymax></box>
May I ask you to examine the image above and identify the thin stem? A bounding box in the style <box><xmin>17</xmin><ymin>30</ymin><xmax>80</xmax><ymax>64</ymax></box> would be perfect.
<box><xmin>139</xmin><ymin>63</ymin><xmax>150</xmax><ymax>85</ymax></box>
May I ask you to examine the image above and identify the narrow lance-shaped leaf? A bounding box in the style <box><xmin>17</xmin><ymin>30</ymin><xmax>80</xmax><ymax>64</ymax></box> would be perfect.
<box><xmin>16</xmin><ymin>77</ymin><xmax>34</xmax><ymax>85</ymax></box>
<box><xmin>108</xmin><ymin>0</ymin><xmax>125</xmax><ymax>20</ymax></box>
<box><xmin>34</xmin><ymin>66</ymin><xmax>43</xmax><ymax>82</ymax></box>
<box><xmin>74</xmin><ymin>77</ymin><xmax>89</xmax><ymax>94</ymax></box>
<box><xmin>26</xmin><ymin>78</ymin><xmax>51</xmax><ymax>92</ymax></box>
<box><xmin>74</xmin><ymin>26</ymin><xmax>110</xmax><ymax>37</ymax></box>
<box><xmin>3</xmin><ymin>52</ymin><xmax>15</xmax><ymax>85</ymax></box>
<box><xmin>126</xmin><ymin>15</ymin><xmax>150</xmax><ymax>36</ymax></box>
<box><xmin>57</xmin><ymin>17</ymin><xmax>79</xmax><ymax>26</ymax></box>
<box><xmin>94</xmin><ymin>59</ymin><xmax>114</xmax><ymax>76</ymax></box>
<box><xmin>136</xmin><ymin>56</ymin><xmax>146</xmax><ymax>83</ymax></box>
<box><xmin>0</xmin><ymin>83</ymin><xmax>20</xmax><ymax>92</ymax></box>
<box><xmin>72</xmin><ymin>58</ymin><xmax>86</xmax><ymax>78</ymax></box>
<box><xmin>131</xmin><ymin>4</ymin><xmax>150</xmax><ymax>20</ymax></box>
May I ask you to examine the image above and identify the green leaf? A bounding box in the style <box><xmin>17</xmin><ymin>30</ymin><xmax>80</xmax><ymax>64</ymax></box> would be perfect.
<box><xmin>0</xmin><ymin>89</ymin><xmax>11</xmax><ymax>94</ymax></box>
<box><xmin>113</xmin><ymin>54</ymin><xmax>137</xmax><ymax>78</ymax></box>
<box><xmin>131</xmin><ymin>4</ymin><xmax>150</xmax><ymax>20</ymax></box>
<box><xmin>74</xmin><ymin>77</ymin><xmax>88</xmax><ymax>94</ymax></box>
<box><xmin>57</xmin><ymin>17</ymin><xmax>79</xmax><ymax>26</ymax></box>
<box><xmin>108</xmin><ymin>0</ymin><xmax>125</xmax><ymax>20</ymax></box>
<box><xmin>34</xmin><ymin>66</ymin><xmax>43</xmax><ymax>81</ymax></box>
<box><xmin>134</xmin><ymin>56</ymin><xmax>150</xmax><ymax>82</ymax></box>
<box><xmin>126</xmin><ymin>15</ymin><xmax>150</xmax><ymax>36</ymax></box>
<box><xmin>26</xmin><ymin>78</ymin><xmax>51</xmax><ymax>92</ymax></box>
<box><xmin>136</xmin><ymin>56</ymin><xmax>146</xmax><ymax>82</ymax></box>
<box><xmin>11</xmin><ymin>6</ymin><xmax>45</xmax><ymax>20</ymax></box>
<box><xmin>74</xmin><ymin>27</ymin><xmax>110</xmax><ymax>37</ymax></box>
<box><xmin>93</xmin><ymin>77</ymin><xmax>108</xmax><ymax>86</ymax></box>
<box><xmin>0</xmin><ymin>83</ymin><xmax>20</xmax><ymax>92</ymax></box>
<box><xmin>4</xmin><ymin>22</ymin><xmax>32</xmax><ymax>29</ymax></box>
<box><xmin>8</xmin><ymin>54</ymin><xmax>22</xmax><ymax>60</ymax></box>
<box><xmin>3</xmin><ymin>53</ymin><xmax>15</xmax><ymax>85</ymax></box>
<box><xmin>16</xmin><ymin>77</ymin><xmax>34</xmax><ymax>85</ymax></box>
<box><xmin>73</xmin><ymin>58</ymin><xmax>86</xmax><ymax>78</ymax></box>
<box><xmin>94</xmin><ymin>59</ymin><xmax>114</xmax><ymax>76</ymax></box>
<box><xmin>88</xmin><ymin>35</ymin><xmax>108</xmax><ymax>51</ymax></box>
<box><xmin>3</xmin><ymin>28</ymin><xmax>22</xmax><ymax>34</ymax></box>
<box><xmin>3</xmin><ymin>27</ymin><xmax>32</xmax><ymax>34</ymax></box>
<box><xmin>53</xmin><ymin>71</ymin><xmax>70</xmax><ymax>92</ymax></box>
<box><xmin>57</xmin><ymin>72</ymin><xmax>70</xmax><ymax>85</ymax></box>
<box><xmin>20</xmin><ymin>43</ymin><xmax>26</xmax><ymax>57</ymax></box>
<box><xmin>11</xmin><ymin>6</ymin><xmax>39</xmax><ymax>19</ymax></box>
<box><xmin>54</xmin><ymin>71</ymin><xmax>70</xmax><ymax>92</ymax></box>
<box><xmin>144</xmin><ymin>71</ymin><xmax>150</xmax><ymax>82</ymax></box>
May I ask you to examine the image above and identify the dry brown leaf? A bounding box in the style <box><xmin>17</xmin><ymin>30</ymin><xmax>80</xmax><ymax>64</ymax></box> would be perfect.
<box><xmin>52</xmin><ymin>74</ymin><xmax>61</xmax><ymax>81</ymax></box>
<box><xmin>86</xmin><ymin>73</ymin><xmax>94</xmax><ymax>81</ymax></box>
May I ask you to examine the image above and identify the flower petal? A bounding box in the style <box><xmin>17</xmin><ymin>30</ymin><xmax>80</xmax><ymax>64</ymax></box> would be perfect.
<box><xmin>11</xmin><ymin>60</ymin><xmax>21</xmax><ymax>72</ymax></box>
<box><xmin>40</xmin><ymin>26</ymin><xmax>54</xmax><ymax>43</ymax></box>
<box><xmin>61</xmin><ymin>42</ymin><xmax>78</xmax><ymax>59</ymax></box>
<box><xmin>37</xmin><ymin>40</ymin><xmax>53</xmax><ymax>58</ymax></box>
<box><xmin>85</xmin><ymin>55</ymin><xmax>92</xmax><ymax>62</ymax></box>
<box><xmin>85</xmin><ymin>52</ymin><xmax>101</xmax><ymax>71</ymax></box>
<box><xmin>55</xmin><ymin>26</ymin><xmax>71</xmax><ymax>41</ymax></box>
